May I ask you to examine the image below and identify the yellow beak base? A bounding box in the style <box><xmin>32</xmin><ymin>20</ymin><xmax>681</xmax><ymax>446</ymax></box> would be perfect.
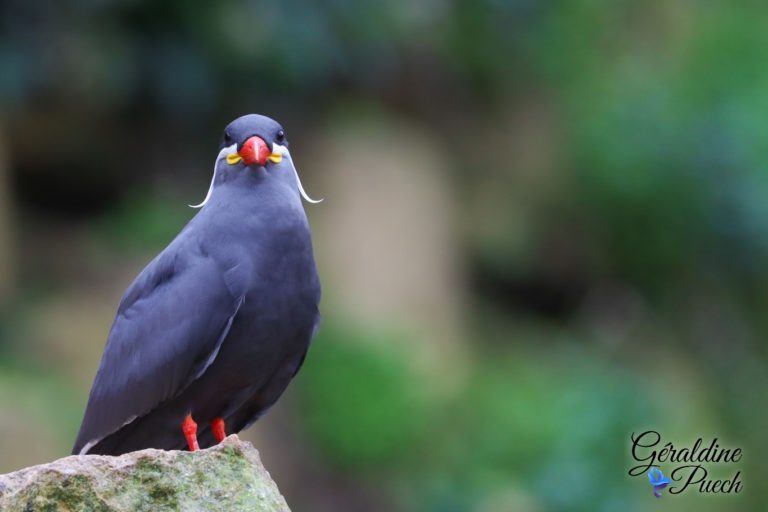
<box><xmin>226</xmin><ymin>152</ymin><xmax>281</xmax><ymax>165</ymax></box>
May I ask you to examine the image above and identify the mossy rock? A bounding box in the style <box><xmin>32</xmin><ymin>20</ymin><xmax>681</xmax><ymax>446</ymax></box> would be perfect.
<box><xmin>0</xmin><ymin>436</ymin><xmax>290</xmax><ymax>512</ymax></box>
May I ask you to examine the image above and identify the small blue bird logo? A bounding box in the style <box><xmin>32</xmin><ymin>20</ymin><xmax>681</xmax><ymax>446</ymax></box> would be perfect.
<box><xmin>648</xmin><ymin>467</ymin><xmax>671</xmax><ymax>498</ymax></box>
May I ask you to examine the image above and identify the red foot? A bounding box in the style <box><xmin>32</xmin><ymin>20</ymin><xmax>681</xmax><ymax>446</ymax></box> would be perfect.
<box><xmin>211</xmin><ymin>417</ymin><xmax>226</xmax><ymax>443</ymax></box>
<box><xmin>182</xmin><ymin>414</ymin><xmax>200</xmax><ymax>452</ymax></box>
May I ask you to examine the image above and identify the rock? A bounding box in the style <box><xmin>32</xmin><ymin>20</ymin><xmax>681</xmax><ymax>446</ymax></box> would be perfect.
<box><xmin>0</xmin><ymin>435</ymin><xmax>290</xmax><ymax>512</ymax></box>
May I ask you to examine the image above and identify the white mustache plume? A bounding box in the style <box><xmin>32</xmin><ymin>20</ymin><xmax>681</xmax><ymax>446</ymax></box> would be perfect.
<box><xmin>189</xmin><ymin>143</ymin><xmax>322</xmax><ymax>208</ymax></box>
<box><xmin>272</xmin><ymin>143</ymin><xmax>323</xmax><ymax>204</ymax></box>
<box><xmin>189</xmin><ymin>144</ymin><xmax>235</xmax><ymax>209</ymax></box>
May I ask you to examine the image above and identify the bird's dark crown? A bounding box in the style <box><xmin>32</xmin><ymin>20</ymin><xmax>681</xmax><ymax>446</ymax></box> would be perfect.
<box><xmin>220</xmin><ymin>114</ymin><xmax>287</xmax><ymax>151</ymax></box>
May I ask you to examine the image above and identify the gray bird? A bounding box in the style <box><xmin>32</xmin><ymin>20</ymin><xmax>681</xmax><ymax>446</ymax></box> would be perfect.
<box><xmin>72</xmin><ymin>114</ymin><xmax>321</xmax><ymax>455</ymax></box>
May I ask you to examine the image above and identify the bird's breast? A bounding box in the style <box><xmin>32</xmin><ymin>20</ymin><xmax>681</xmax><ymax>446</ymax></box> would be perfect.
<box><xmin>214</xmin><ymin>213</ymin><xmax>319</xmax><ymax>365</ymax></box>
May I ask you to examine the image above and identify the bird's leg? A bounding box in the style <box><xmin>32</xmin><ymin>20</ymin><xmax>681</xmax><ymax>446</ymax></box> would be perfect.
<box><xmin>211</xmin><ymin>417</ymin><xmax>226</xmax><ymax>443</ymax></box>
<box><xmin>182</xmin><ymin>414</ymin><xmax>200</xmax><ymax>451</ymax></box>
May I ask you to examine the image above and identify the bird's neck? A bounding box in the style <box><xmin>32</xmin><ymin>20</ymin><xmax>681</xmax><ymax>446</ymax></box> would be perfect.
<box><xmin>203</xmin><ymin>167</ymin><xmax>306</xmax><ymax>223</ymax></box>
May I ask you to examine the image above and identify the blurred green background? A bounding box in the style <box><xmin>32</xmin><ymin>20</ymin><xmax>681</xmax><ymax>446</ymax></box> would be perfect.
<box><xmin>0</xmin><ymin>0</ymin><xmax>766</xmax><ymax>510</ymax></box>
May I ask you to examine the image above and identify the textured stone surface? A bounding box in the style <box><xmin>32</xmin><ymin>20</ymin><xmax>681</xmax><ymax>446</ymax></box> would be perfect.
<box><xmin>0</xmin><ymin>435</ymin><xmax>290</xmax><ymax>512</ymax></box>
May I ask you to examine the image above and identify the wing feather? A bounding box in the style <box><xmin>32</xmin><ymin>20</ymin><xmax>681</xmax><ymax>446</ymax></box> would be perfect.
<box><xmin>72</xmin><ymin>245</ymin><xmax>243</xmax><ymax>454</ymax></box>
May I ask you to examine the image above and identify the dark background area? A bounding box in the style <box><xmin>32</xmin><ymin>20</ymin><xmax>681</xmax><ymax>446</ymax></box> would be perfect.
<box><xmin>0</xmin><ymin>1</ymin><xmax>766</xmax><ymax>510</ymax></box>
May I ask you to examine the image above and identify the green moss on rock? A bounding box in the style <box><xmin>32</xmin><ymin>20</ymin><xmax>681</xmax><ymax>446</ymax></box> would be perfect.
<box><xmin>0</xmin><ymin>436</ymin><xmax>290</xmax><ymax>512</ymax></box>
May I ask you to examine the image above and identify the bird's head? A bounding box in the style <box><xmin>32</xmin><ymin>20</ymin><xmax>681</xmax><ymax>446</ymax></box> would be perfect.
<box><xmin>191</xmin><ymin>114</ymin><xmax>321</xmax><ymax>208</ymax></box>
<box><xmin>219</xmin><ymin>114</ymin><xmax>286</xmax><ymax>167</ymax></box>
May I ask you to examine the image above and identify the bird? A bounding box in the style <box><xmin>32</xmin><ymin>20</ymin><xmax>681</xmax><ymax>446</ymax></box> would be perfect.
<box><xmin>72</xmin><ymin>114</ymin><xmax>321</xmax><ymax>455</ymax></box>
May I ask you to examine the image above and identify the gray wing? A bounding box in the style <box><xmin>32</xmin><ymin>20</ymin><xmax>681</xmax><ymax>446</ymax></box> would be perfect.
<box><xmin>72</xmin><ymin>244</ymin><xmax>243</xmax><ymax>454</ymax></box>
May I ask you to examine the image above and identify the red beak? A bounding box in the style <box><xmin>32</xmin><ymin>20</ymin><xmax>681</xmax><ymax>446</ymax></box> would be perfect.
<box><xmin>238</xmin><ymin>136</ymin><xmax>270</xmax><ymax>166</ymax></box>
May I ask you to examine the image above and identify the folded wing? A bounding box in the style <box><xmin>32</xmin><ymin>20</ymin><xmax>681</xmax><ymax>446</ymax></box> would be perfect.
<box><xmin>72</xmin><ymin>246</ymin><xmax>243</xmax><ymax>454</ymax></box>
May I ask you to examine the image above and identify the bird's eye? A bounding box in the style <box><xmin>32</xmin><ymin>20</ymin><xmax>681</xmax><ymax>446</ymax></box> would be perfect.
<box><xmin>276</xmin><ymin>130</ymin><xmax>285</xmax><ymax>143</ymax></box>
<box><xmin>223</xmin><ymin>131</ymin><xmax>232</xmax><ymax>144</ymax></box>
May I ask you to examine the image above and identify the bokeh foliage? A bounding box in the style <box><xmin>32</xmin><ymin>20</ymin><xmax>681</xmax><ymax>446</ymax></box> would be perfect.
<box><xmin>1</xmin><ymin>0</ymin><xmax>767</xmax><ymax>510</ymax></box>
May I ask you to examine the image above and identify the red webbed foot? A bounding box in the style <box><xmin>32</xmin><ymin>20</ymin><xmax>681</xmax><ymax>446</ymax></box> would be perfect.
<box><xmin>182</xmin><ymin>414</ymin><xmax>200</xmax><ymax>451</ymax></box>
<box><xmin>212</xmin><ymin>417</ymin><xmax>226</xmax><ymax>443</ymax></box>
